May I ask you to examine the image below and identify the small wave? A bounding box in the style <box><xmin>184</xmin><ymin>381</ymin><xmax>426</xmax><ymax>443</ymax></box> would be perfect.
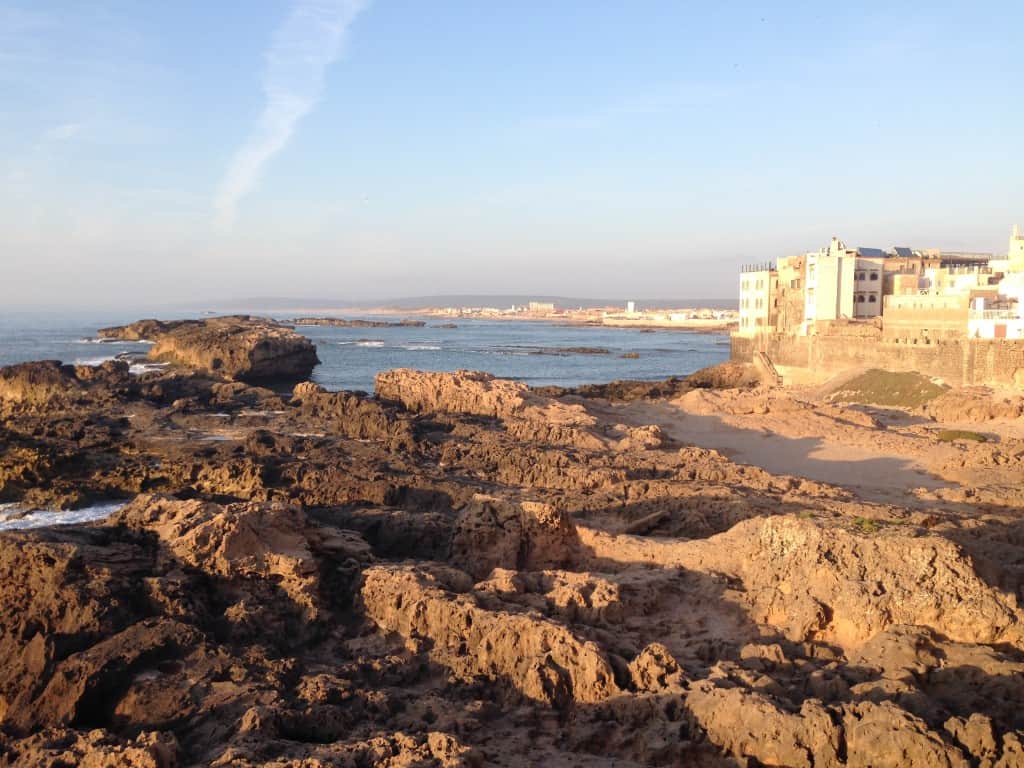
<box><xmin>0</xmin><ymin>501</ymin><xmax>125</xmax><ymax>531</ymax></box>
<box><xmin>129</xmin><ymin>362</ymin><xmax>170</xmax><ymax>375</ymax></box>
<box><xmin>356</xmin><ymin>340</ymin><xmax>384</xmax><ymax>348</ymax></box>
<box><xmin>402</xmin><ymin>344</ymin><xmax>441</xmax><ymax>351</ymax></box>
<box><xmin>73</xmin><ymin>356</ymin><xmax>116</xmax><ymax>366</ymax></box>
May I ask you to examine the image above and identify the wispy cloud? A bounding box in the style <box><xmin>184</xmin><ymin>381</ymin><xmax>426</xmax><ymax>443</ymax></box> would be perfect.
<box><xmin>214</xmin><ymin>0</ymin><xmax>368</xmax><ymax>231</ymax></box>
<box><xmin>43</xmin><ymin>122</ymin><xmax>82</xmax><ymax>142</ymax></box>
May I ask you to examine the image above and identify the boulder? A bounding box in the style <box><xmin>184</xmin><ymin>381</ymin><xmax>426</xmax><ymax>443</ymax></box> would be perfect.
<box><xmin>100</xmin><ymin>316</ymin><xmax>318</xmax><ymax>383</ymax></box>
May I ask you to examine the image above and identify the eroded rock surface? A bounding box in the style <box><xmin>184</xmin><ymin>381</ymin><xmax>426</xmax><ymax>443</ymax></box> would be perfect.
<box><xmin>100</xmin><ymin>316</ymin><xmax>319</xmax><ymax>383</ymax></box>
<box><xmin>2</xmin><ymin>353</ymin><xmax>1024</xmax><ymax>766</ymax></box>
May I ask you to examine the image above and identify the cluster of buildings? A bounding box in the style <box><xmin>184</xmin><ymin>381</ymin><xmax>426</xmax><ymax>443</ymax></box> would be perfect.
<box><xmin>738</xmin><ymin>226</ymin><xmax>1024</xmax><ymax>341</ymax></box>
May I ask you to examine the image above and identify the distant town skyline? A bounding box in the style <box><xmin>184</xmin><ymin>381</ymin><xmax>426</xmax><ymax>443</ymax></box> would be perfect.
<box><xmin>2</xmin><ymin>1</ymin><xmax>1021</xmax><ymax>307</ymax></box>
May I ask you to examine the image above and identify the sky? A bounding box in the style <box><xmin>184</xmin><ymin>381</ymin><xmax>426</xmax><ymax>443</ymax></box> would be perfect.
<box><xmin>1</xmin><ymin>0</ymin><xmax>1022</xmax><ymax>308</ymax></box>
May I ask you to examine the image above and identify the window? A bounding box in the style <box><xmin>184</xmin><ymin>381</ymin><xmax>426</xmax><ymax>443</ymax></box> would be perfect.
<box><xmin>870</xmin><ymin>272</ymin><xmax>879</xmax><ymax>281</ymax></box>
<box><xmin>856</xmin><ymin>271</ymin><xmax>865</xmax><ymax>280</ymax></box>
<box><xmin>868</xmin><ymin>295</ymin><xmax>877</xmax><ymax>303</ymax></box>
<box><xmin>856</xmin><ymin>295</ymin><xmax>866</xmax><ymax>303</ymax></box>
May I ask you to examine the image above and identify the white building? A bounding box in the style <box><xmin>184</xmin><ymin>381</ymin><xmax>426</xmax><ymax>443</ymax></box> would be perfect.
<box><xmin>738</xmin><ymin>265</ymin><xmax>777</xmax><ymax>336</ymax></box>
<box><xmin>852</xmin><ymin>254</ymin><xmax>884</xmax><ymax>318</ymax></box>
<box><xmin>804</xmin><ymin>238</ymin><xmax>855</xmax><ymax>329</ymax></box>
<box><xmin>968</xmin><ymin>225</ymin><xmax>1024</xmax><ymax>339</ymax></box>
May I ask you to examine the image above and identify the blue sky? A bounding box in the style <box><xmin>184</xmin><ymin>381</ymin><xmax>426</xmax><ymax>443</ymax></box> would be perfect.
<box><xmin>1</xmin><ymin>1</ymin><xmax>1021</xmax><ymax>306</ymax></box>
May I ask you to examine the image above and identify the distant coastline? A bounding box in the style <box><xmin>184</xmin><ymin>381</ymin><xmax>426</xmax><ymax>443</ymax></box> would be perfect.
<box><xmin>373</xmin><ymin>304</ymin><xmax>738</xmax><ymax>334</ymax></box>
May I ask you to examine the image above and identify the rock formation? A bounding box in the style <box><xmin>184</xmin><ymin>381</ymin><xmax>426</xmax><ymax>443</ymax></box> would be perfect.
<box><xmin>1</xmin><ymin>349</ymin><xmax>1023</xmax><ymax>766</ymax></box>
<box><xmin>100</xmin><ymin>316</ymin><xmax>319</xmax><ymax>383</ymax></box>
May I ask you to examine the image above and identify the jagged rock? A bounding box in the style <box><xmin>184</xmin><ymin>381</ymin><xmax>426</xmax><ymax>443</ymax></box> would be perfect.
<box><xmin>100</xmin><ymin>316</ymin><xmax>318</xmax><ymax>383</ymax></box>
<box><xmin>0</xmin><ymin>360</ymin><xmax>128</xmax><ymax>406</ymax></box>
<box><xmin>924</xmin><ymin>388</ymin><xmax>1024</xmax><ymax>422</ymax></box>
<box><xmin>591</xmin><ymin>516</ymin><xmax>1024</xmax><ymax>649</ymax></box>
<box><xmin>449</xmin><ymin>495</ymin><xmax>581</xmax><ymax>580</ymax></box>
<box><xmin>628</xmin><ymin>643</ymin><xmax>687</xmax><ymax>692</ymax></box>
<box><xmin>0</xmin><ymin>728</ymin><xmax>179</xmax><ymax>768</ymax></box>
<box><xmin>375</xmin><ymin>369</ymin><xmax>598</xmax><ymax>436</ymax></box>
<box><xmin>359</xmin><ymin>564</ymin><xmax>618</xmax><ymax>707</ymax></box>
<box><xmin>686</xmin><ymin>361</ymin><xmax>760</xmax><ymax>390</ymax></box>
<box><xmin>111</xmin><ymin>495</ymin><xmax>325</xmax><ymax>620</ymax></box>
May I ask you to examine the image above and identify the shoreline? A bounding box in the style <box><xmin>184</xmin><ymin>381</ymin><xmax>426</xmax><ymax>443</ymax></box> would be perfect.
<box><xmin>377</xmin><ymin>306</ymin><xmax>738</xmax><ymax>334</ymax></box>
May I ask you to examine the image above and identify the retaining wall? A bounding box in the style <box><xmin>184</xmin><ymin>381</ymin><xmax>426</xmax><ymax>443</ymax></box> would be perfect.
<box><xmin>731</xmin><ymin>333</ymin><xmax>1024</xmax><ymax>387</ymax></box>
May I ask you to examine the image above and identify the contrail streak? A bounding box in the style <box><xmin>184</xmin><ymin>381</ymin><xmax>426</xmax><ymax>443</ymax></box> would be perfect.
<box><xmin>214</xmin><ymin>0</ymin><xmax>367</xmax><ymax>231</ymax></box>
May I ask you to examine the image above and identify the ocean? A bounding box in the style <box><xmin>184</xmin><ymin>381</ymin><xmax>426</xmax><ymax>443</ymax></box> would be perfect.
<box><xmin>0</xmin><ymin>310</ymin><xmax>730</xmax><ymax>392</ymax></box>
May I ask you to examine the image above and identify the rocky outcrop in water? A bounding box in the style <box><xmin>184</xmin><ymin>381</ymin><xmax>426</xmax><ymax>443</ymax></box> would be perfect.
<box><xmin>100</xmin><ymin>316</ymin><xmax>319</xmax><ymax>383</ymax></box>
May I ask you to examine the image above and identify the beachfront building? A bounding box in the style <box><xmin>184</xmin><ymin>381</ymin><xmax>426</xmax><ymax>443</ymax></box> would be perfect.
<box><xmin>852</xmin><ymin>250</ymin><xmax>884</xmax><ymax>318</ymax></box>
<box><xmin>737</xmin><ymin>264</ymin><xmax>777</xmax><ymax>337</ymax></box>
<box><xmin>774</xmin><ymin>254</ymin><xmax>806</xmax><ymax>333</ymax></box>
<box><xmin>966</xmin><ymin>226</ymin><xmax>1024</xmax><ymax>339</ymax></box>
<box><xmin>804</xmin><ymin>238</ymin><xmax>855</xmax><ymax>329</ymax></box>
<box><xmin>1010</xmin><ymin>224</ymin><xmax>1024</xmax><ymax>272</ymax></box>
<box><xmin>737</xmin><ymin>225</ymin><xmax>1024</xmax><ymax>340</ymax></box>
<box><xmin>527</xmin><ymin>301</ymin><xmax>555</xmax><ymax>313</ymax></box>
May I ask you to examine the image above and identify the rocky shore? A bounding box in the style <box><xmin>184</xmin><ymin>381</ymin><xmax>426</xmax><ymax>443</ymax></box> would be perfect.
<box><xmin>1</xmin><ymin>320</ymin><xmax>1023</xmax><ymax>766</ymax></box>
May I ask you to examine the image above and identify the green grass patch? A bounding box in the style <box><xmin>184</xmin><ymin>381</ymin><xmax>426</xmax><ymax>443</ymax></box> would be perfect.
<box><xmin>936</xmin><ymin>429</ymin><xmax>988</xmax><ymax>443</ymax></box>
<box><xmin>851</xmin><ymin>517</ymin><xmax>887</xmax><ymax>534</ymax></box>
<box><xmin>827</xmin><ymin>369</ymin><xmax>948</xmax><ymax>408</ymax></box>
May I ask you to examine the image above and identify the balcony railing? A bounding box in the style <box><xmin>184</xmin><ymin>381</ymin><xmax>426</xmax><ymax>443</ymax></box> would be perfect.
<box><xmin>969</xmin><ymin>310</ymin><xmax>1021</xmax><ymax>320</ymax></box>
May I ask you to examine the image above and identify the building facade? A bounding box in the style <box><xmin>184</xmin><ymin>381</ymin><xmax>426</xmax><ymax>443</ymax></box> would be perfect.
<box><xmin>853</xmin><ymin>255</ymin><xmax>884</xmax><ymax>318</ymax></box>
<box><xmin>737</xmin><ymin>265</ymin><xmax>777</xmax><ymax>337</ymax></box>
<box><xmin>736</xmin><ymin>225</ymin><xmax>1024</xmax><ymax>342</ymax></box>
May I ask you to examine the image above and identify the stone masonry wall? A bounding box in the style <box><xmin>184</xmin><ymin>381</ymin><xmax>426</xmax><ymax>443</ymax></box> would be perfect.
<box><xmin>731</xmin><ymin>333</ymin><xmax>1024</xmax><ymax>387</ymax></box>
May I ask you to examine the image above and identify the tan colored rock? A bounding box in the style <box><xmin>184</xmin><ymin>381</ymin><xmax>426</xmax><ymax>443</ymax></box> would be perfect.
<box><xmin>628</xmin><ymin>643</ymin><xmax>686</xmax><ymax>693</ymax></box>
<box><xmin>843</xmin><ymin>701</ymin><xmax>970</xmax><ymax>768</ymax></box>
<box><xmin>0</xmin><ymin>360</ymin><xmax>127</xmax><ymax>406</ymax></box>
<box><xmin>359</xmin><ymin>564</ymin><xmax>617</xmax><ymax>707</ymax></box>
<box><xmin>374</xmin><ymin>369</ymin><xmax>604</xmax><ymax>449</ymax></box>
<box><xmin>686</xmin><ymin>681</ymin><xmax>842</xmax><ymax>767</ymax></box>
<box><xmin>924</xmin><ymin>387</ymin><xmax>1024</xmax><ymax>422</ymax></box>
<box><xmin>582</xmin><ymin>516</ymin><xmax>1023</xmax><ymax>650</ymax></box>
<box><xmin>101</xmin><ymin>316</ymin><xmax>318</xmax><ymax>382</ymax></box>
<box><xmin>112</xmin><ymin>494</ymin><xmax>324</xmax><ymax>620</ymax></box>
<box><xmin>449</xmin><ymin>495</ymin><xmax>581</xmax><ymax>580</ymax></box>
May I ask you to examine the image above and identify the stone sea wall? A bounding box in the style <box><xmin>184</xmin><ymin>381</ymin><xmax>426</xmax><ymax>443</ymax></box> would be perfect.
<box><xmin>731</xmin><ymin>333</ymin><xmax>1024</xmax><ymax>387</ymax></box>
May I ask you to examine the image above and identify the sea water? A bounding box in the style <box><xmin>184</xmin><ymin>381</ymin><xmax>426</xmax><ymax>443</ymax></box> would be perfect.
<box><xmin>0</xmin><ymin>502</ymin><xmax>126</xmax><ymax>531</ymax></box>
<box><xmin>0</xmin><ymin>310</ymin><xmax>729</xmax><ymax>393</ymax></box>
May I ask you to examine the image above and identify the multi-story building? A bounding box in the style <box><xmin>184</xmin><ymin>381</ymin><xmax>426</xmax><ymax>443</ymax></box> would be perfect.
<box><xmin>1008</xmin><ymin>224</ymin><xmax>1024</xmax><ymax>272</ymax></box>
<box><xmin>804</xmin><ymin>238</ymin><xmax>855</xmax><ymax>328</ymax></box>
<box><xmin>852</xmin><ymin>250</ymin><xmax>884</xmax><ymax>318</ymax></box>
<box><xmin>737</xmin><ymin>225</ymin><xmax>1024</xmax><ymax>340</ymax></box>
<box><xmin>737</xmin><ymin>264</ymin><xmax>777</xmax><ymax>337</ymax></box>
<box><xmin>775</xmin><ymin>254</ymin><xmax>806</xmax><ymax>333</ymax></box>
<box><xmin>966</xmin><ymin>226</ymin><xmax>1024</xmax><ymax>339</ymax></box>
